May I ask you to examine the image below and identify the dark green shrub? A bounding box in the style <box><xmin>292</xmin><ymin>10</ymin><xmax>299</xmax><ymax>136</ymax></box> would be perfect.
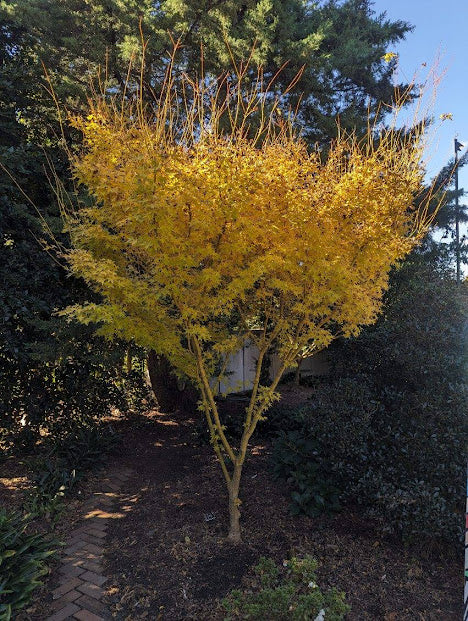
<box><xmin>271</xmin><ymin>378</ymin><xmax>378</xmax><ymax>517</ymax></box>
<box><xmin>271</xmin><ymin>255</ymin><xmax>467</xmax><ymax>544</ymax></box>
<box><xmin>25</xmin><ymin>420</ymin><xmax>120</xmax><ymax>521</ymax></box>
<box><xmin>47</xmin><ymin>419</ymin><xmax>120</xmax><ymax>470</ymax></box>
<box><xmin>24</xmin><ymin>460</ymin><xmax>77</xmax><ymax>523</ymax></box>
<box><xmin>271</xmin><ymin>376</ymin><xmax>466</xmax><ymax>543</ymax></box>
<box><xmin>0</xmin><ymin>325</ymin><xmax>150</xmax><ymax>458</ymax></box>
<box><xmin>222</xmin><ymin>556</ymin><xmax>349</xmax><ymax>620</ymax></box>
<box><xmin>0</xmin><ymin>510</ymin><xmax>58</xmax><ymax>620</ymax></box>
<box><xmin>272</xmin><ymin>431</ymin><xmax>341</xmax><ymax>516</ymax></box>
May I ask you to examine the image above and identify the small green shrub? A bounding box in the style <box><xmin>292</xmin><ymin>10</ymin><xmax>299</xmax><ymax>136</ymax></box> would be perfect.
<box><xmin>24</xmin><ymin>460</ymin><xmax>78</xmax><ymax>523</ymax></box>
<box><xmin>272</xmin><ymin>431</ymin><xmax>341</xmax><ymax>516</ymax></box>
<box><xmin>0</xmin><ymin>510</ymin><xmax>58</xmax><ymax>620</ymax></box>
<box><xmin>271</xmin><ymin>379</ymin><xmax>377</xmax><ymax>517</ymax></box>
<box><xmin>222</xmin><ymin>556</ymin><xmax>349</xmax><ymax>620</ymax></box>
<box><xmin>47</xmin><ymin>419</ymin><xmax>119</xmax><ymax>471</ymax></box>
<box><xmin>25</xmin><ymin>421</ymin><xmax>120</xmax><ymax>521</ymax></box>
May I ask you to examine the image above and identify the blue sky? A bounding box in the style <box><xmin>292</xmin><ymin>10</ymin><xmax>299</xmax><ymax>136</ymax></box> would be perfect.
<box><xmin>372</xmin><ymin>0</ymin><xmax>468</xmax><ymax>191</ymax></box>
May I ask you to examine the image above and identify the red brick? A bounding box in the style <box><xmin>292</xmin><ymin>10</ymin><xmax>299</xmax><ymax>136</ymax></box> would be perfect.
<box><xmin>78</xmin><ymin>554</ymin><xmax>100</xmax><ymax>565</ymax></box>
<box><xmin>80</xmin><ymin>571</ymin><xmax>107</xmax><ymax>587</ymax></box>
<box><xmin>73</xmin><ymin>609</ymin><xmax>105</xmax><ymax>621</ymax></box>
<box><xmin>83</xmin><ymin>518</ymin><xmax>109</xmax><ymax>530</ymax></box>
<box><xmin>66</xmin><ymin>535</ymin><xmax>87</xmax><ymax>547</ymax></box>
<box><xmin>59</xmin><ymin>563</ymin><xmax>86</xmax><ymax>579</ymax></box>
<box><xmin>79</xmin><ymin>559</ymin><xmax>103</xmax><ymax>573</ymax></box>
<box><xmin>52</xmin><ymin>577</ymin><xmax>83</xmax><ymax>600</ymax></box>
<box><xmin>50</xmin><ymin>589</ymin><xmax>81</xmax><ymax>612</ymax></box>
<box><xmin>77</xmin><ymin>582</ymin><xmax>105</xmax><ymax>599</ymax></box>
<box><xmin>75</xmin><ymin>594</ymin><xmax>107</xmax><ymax>616</ymax></box>
<box><xmin>81</xmin><ymin>534</ymin><xmax>105</xmax><ymax>547</ymax></box>
<box><xmin>47</xmin><ymin>602</ymin><xmax>80</xmax><ymax>620</ymax></box>
<box><xmin>63</xmin><ymin>541</ymin><xmax>87</xmax><ymax>555</ymax></box>
<box><xmin>81</xmin><ymin>543</ymin><xmax>103</xmax><ymax>555</ymax></box>
<box><xmin>62</xmin><ymin>555</ymin><xmax>85</xmax><ymax>566</ymax></box>
<box><xmin>87</xmin><ymin>518</ymin><xmax>108</xmax><ymax>527</ymax></box>
<box><xmin>85</xmin><ymin>528</ymin><xmax>106</xmax><ymax>539</ymax></box>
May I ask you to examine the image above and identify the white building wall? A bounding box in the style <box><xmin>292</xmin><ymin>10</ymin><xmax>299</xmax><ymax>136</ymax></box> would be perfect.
<box><xmin>218</xmin><ymin>343</ymin><xmax>329</xmax><ymax>395</ymax></box>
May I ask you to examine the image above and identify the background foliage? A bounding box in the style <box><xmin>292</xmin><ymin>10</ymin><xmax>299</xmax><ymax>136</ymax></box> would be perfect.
<box><xmin>271</xmin><ymin>248</ymin><xmax>467</xmax><ymax>544</ymax></box>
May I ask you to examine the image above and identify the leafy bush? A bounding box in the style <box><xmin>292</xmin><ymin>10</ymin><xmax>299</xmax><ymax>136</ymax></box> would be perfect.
<box><xmin>270</xmin><ymin>255</ymin><xmax>467</xmax><ymax>544</ymax></box>
<box><xmin>222</xmin><ymin>556</ymin><xmax>349</xmax><ymax>620</ymax></box>
<box><xmin>271</xmin><ymin>380</ymin><xmax>466</xmax><ymax>542</ymax></box>
<box><xmin>272</xmin><ymin>431</ymin><xmax>341</xmax><ymax>516</ymax></box>
<box><xmin>271</xmin><ymin>378</ymin><xmax>378</xmax><ymax>517</ymax></box>
<box><xmin>24</xmin><ymin>461</ymin><xmax>77</xmax><ymax>523</ymax></box>
<box><xmin>0</xmin><ymin>326</ymin><xmax>150</xmax><ymax>458</ymax></box>
<box><xmin>0</xmin><ymin>510</ymin><xmax>57</xmax><ymax>620</ymax></box>
<box><xmin>25</xmin><ymin>420</ymin><xmax>120</xmax><ymax>521</ymax></box>
<box><xmin>47</xmin><ymin>419</ymin><xmax>120</xmax><ymax>470</ymax></box>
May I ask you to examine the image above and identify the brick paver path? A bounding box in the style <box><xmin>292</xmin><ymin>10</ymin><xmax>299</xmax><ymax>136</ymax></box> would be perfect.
<box><xmin>47</xmin><ymin>467</ymin><xmax>132</xmax><ymax>621</ymax></box>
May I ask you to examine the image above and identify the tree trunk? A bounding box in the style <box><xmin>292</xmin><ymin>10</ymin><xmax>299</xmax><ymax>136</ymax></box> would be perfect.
<box><xmin>227</xmin><ymin>464</ymin><xmax>242</xmax><ymax>543</ymax></box>
<box><xmin>125</xmin><ymin>349</ymin><xmax>132</xmax><ymax>374</ymax></box>
<box><xmin>146</xmin><ymin>351</ymin><xmax>181</xmax><ymax>412</ymax></box>
<box><xmin>294</xmin><ymin>358</ymin><xmax>302</xmax><ymax>386</ymax></box>
<box><xmin>146</xmin><ymin>350</ymin><xmax>198</xmax><ymax>413</ymax></box>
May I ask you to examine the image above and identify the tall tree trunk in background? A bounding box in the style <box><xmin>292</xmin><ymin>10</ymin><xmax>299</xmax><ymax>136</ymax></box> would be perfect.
<box><xmin>146</xmin><ymin>351</ymin><xmax>180</xmax><ymax>412</ymax></box>
<box><xmin>146</xmin><ymin>351</ymin><xmax>199</xmax><ymax>413</ymax></box>
<box><xmin>294</xmin><ymin>358</ymin><xmax>302</xmax><ymax>386</ymax></box>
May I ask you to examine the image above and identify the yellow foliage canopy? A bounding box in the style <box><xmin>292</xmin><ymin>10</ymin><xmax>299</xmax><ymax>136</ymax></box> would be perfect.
<box><xmin>64</xmin><ymin>75</ymin><xmax>428</xmax><ymax>382</ymax></box>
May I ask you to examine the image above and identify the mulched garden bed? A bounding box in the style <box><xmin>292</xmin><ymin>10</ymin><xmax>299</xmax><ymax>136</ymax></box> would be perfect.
<box><xmin>101</xmin><ymin>407</ymin><xmax>462</xmax><ymax>620</ymax></box>
<box><xmin>1</xmin><ymin>394</ymin><xmax>462</xmax><ymax>620</ymax></box>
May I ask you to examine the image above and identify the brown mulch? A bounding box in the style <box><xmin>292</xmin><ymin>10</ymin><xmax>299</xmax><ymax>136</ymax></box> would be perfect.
<box><xmin>99</xmin><ymin>408</ymin><xmax>462</xmax><ymax>620</ymax></box>
<box><xmin>1</xmin><ymin>399</ymin><xmax>461</xmax><ymax>620</ymax></box>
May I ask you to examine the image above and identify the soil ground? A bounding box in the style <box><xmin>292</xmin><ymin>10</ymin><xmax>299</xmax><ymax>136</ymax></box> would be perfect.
<box><xmin>1</xmin><ymin>399</ymin><xmax>462</xmax><ymax>620</ymax></box>
<box><xmin>103</xmin><ymin>408</ymin><xmax>461</xmax><ymax>620</ymax></box>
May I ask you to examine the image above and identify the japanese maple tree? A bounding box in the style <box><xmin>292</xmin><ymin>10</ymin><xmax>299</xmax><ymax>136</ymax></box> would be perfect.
<box><xmin>61</xmin><ymin>56</ymin><xmax>433</xmax><ymax>542</ymax></box>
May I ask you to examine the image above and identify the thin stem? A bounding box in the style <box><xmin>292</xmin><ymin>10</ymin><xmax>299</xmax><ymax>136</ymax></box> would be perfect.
<box><xmin>192</xmin><ymin>336</ymin><xmax>236</xmax><ymax>464</ymax></box>
<box><xmin>198</xmin><ymin>381</ymin><xmax>231</xmax><ymax>485</ymax></box>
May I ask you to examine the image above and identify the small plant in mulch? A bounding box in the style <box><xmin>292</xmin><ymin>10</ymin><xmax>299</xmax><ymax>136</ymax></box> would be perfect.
<box><xmin>0</xmin><ymin>510</ymin><xmax>58</xmax><ymax>620</ymax></box>
<box><xmin>24</xmin><ymin>420</ymin><xmax>120</xmax><ymax>523</ymax></box>
<box><xmin>222</xmin><ymin>555</ymin><xmax>349</xmax><ymax>620</ymax></box>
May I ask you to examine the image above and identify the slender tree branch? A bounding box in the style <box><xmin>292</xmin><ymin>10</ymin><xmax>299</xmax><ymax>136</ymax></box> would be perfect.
<box><xmin>192</xmin><ymin>336</ymin><xmax>237</xmax><ymax>463</ymax></box>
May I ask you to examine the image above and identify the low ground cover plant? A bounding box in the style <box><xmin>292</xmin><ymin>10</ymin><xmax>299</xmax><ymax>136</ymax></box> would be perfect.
<box><xmin>222</xmin><ymin>555</ymin><xmax>349</xmax><ymax>620</ymax></box>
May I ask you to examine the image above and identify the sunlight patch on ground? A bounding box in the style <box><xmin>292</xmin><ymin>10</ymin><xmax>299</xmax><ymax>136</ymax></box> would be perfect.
<box><xmin>156</xmin><ymin>418</ymin><xmax>179</xmax><ymax>426</ymax></box>
<box><xmin>84</xmin><ymin>508</ymin><xmax>126</xmax><ymax>519</ymax></box>
<box><xmin>0</xmin><ymin>476</ymin><xmax>29</xmax><ymax>490</ymax></box>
